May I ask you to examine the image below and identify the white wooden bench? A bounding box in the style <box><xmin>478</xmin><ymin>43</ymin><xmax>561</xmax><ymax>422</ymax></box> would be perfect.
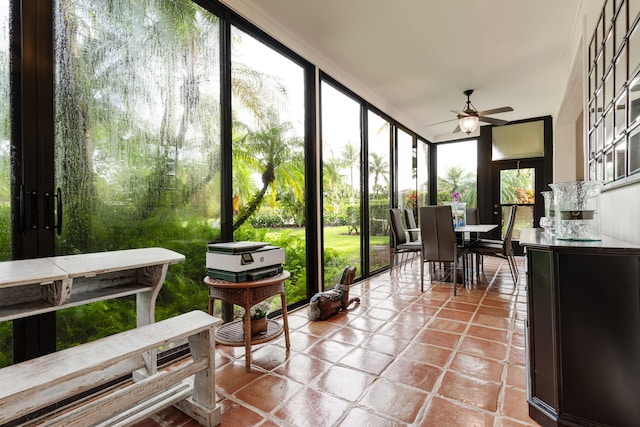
<box><xmin>0</xmin><ymin>310</ymin><xmax>222</xmax><ymax>427</ymax></box>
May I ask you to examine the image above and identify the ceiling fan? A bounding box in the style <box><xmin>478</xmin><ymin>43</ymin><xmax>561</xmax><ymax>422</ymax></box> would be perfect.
<box><xmin>428</xmin><ymin>89</ymin><xmax>514</xmax><ymax>134</ymax></box>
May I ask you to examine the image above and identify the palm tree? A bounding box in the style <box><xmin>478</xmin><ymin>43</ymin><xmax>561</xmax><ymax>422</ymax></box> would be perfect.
<box><xmin>232</xmin><ymin>109</ymin><xmax>304</xmax><ymax>230</ymax></box>
<box><xmin>340</xmin><ymin>142</ymin><xmax>360</xmax><ymax>193</ymax></box>
<box><xmin>437</xmin><ymin>165</ymin><xmax>477</xmax><ymax>206</ymax></box>
<box><xmin>368</xmin><ymin>152</ymin><xmax>389</xmax><ymax>196</ymax></box>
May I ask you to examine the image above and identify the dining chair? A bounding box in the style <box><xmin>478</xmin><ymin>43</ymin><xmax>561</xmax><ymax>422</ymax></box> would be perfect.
<box><xmin>404</xmin><ymin>208</ymin><xmax>420</xmax><ymax>242</ymax></box>
<box><xmin>389</xmin><ymin>208</ymin><xmax>421</xmax><ymax>271</ymax></box>
<box><xmin>466</xmin><ymin>208</ymin><xmax>479</xmax><ymax>225</ymax></box>
<box><xmin>469</xmin><ymin>205</ymin><xmax>519</xmax><ymax>284</ymax></box>
<box><xmin>419</xmin><ymin>206</ymin><xmax>469</xmax><ymax>295</ymax></box>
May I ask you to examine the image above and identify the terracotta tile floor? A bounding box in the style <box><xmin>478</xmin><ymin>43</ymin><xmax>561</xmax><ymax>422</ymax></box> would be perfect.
<box><xmin>137</xmin><ymin>256</ymin><xmax>539</xmax><ymax>427</ymax></box>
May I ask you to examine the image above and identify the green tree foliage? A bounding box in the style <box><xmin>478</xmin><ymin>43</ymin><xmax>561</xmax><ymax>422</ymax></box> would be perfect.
<box><xmin>369</xmin><ymin>152</ymin><xmax>389</xmax><ymax>196</ymax></box>
<box><xmin>500</xmin><ymin>168</ymin><xmax>535</xmax><ymax>204</ymax></box>
<box><xmin>232</xmin><ymin>109</ymin><xmax>305</xmax><ymax>230</ymax></box>
<box><xmin>437</xmin><ymin>165</ymin><xmax>477</xmax><ymax>206</ymax></box>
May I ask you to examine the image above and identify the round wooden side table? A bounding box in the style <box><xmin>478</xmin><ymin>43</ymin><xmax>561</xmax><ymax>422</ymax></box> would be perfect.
<box><xmin>204</xmin><ymin>270</ymin><xmax>290</xmax><ymax>371</ymax></box>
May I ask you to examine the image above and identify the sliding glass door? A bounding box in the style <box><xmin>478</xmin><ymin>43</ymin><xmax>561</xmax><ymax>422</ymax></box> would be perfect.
<box><xmin>53</xmin><ymin>0</ymin><xmax>222</xmax><ymax>349</ymax></box>
<box><xmin>230</xmin><ymin>25</ymin><xmax>308</xmax><ymax>306</ymax></box>
<box><xmin>0</xmin><ymin>1</ymin><xmax>11</xmax><ymax>367</ymax></box>
<box><xmin>367</xmin><ymin>110</ymin><xmax>391</xmax><ymax>272</ymax></box>
<box><xmin>320</xmin><ymin>80</ymin><xmax>362</xmax><ymax>286</ymax></box>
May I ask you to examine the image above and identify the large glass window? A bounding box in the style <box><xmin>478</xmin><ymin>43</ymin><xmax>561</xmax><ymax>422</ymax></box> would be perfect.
<box><xmin>230</xmin><ymin>27</ymin><xmax>306</xmax><ymax>306</ymax></box>
<box><xmin>492</xmin><ymin>121</ymin><xmax>544</xmax><ymax>161</ymax></box>
<box><xmin>368</xmin><ymin>111</ymin><xmax>390</xmax><ymax>272</ymax></box>
<box><xmin>436</xmin><ymin>140</ymin><xmax>477</xmax><ymax>207</ymax></box>
<box><xmin>53</xmin><ymin>0</ymin><xmax>221</xmax><ymax>349</ymax></box>
<box><xmin>320</xmin><ymin>81</ymin><xmax>361</xmax><ymax>286</ymax></box>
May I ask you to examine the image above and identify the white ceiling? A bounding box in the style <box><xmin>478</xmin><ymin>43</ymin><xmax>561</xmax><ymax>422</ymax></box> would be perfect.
<box><xmin>222</xmin><ymin>0</ymin><xmax>599</xmax><ymax>142</ymax></box>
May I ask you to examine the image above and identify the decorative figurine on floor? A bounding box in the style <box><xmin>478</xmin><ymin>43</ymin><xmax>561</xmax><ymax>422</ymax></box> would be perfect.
<box><xmin>308</xmin><ymin>265</ymin><xmax>360</xmax><ymax>321</ymax></box>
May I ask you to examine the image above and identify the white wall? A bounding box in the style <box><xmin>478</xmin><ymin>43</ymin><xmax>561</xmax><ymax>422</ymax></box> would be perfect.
<box><xmin>600</xmin><ymin>186</ymin><xmax>640</xmax><ymax>243</ymax></box>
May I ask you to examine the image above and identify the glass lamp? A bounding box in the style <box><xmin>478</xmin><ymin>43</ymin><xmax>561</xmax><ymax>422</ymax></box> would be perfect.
<box><xmin>459</xmin><ymin>115</ymin><xmax>479</xmax><ymax>134</ymax></box>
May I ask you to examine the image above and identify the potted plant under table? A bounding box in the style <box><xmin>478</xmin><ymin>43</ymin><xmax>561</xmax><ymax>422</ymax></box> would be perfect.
<box><xmin>247</xmin><ymin>301</ymin><xmax>270</xmax><ymax>336</ymax></box>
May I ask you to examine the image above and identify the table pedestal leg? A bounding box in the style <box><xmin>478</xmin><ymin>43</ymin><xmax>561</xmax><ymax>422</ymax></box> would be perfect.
<box><xmin>280</xmin><ymin>292</ymin><xmax>290</xmax><ymax>349</ymax></box>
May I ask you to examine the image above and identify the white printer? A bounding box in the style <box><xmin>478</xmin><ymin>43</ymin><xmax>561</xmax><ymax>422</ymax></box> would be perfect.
<box><xmin>206</xmin><ymin>241</ymin><xmax>284</xmax><ymax>282</ymax></box>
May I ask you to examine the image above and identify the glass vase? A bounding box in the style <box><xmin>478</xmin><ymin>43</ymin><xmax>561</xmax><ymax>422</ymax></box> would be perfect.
<box><xmin>549</xmin><ymin>180</ymin><xmax>603</xmax><ymax>241</ymax></box>
<box><xmin>444</xmin><ymin>201</ymin><xmax>466</xmax><ymax>228</ymax></box>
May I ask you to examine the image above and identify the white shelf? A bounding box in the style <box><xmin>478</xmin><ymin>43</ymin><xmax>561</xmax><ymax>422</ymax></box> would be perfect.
<box><xmin>0</xmin><ymin>248</ymin><xmax>184</xmax><ymax>323</ymax></box>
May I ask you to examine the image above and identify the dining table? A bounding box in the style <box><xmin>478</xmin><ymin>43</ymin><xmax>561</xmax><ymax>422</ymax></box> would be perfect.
<box><xmin>454</xmin><ymin>223</ymin><xmax>498</xmax><ymax>244</ymax></box>
<box><xmin>454</xmin><ymin>224</ymin><xmax>498</xmax><ymax>234</ymax></box>
<box><xmin>454</xmin><ymin>223</ymin><xmax>499</xmax><ymax>281</ymax></box>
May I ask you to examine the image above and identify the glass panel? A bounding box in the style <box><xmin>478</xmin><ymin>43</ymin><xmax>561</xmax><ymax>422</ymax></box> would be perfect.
<box><xmin>615</xmin><ymin>138</ymin><xmax>627</xmax><ymax>178</ymax></box>
<box><xmin>417</xmin><ymin>140</ymin><xmax>429</xmax><ymax>207</ymax></box>
<box><xmin>604</xmin><ymin>27</ymin><xmax>614</xmax><ymax>69</ymax></box>
<box><xmin>595</xmin><ymin>89</ymin><xmax>602</xmax><ymax>123</ymax></box>
<box><xmin>615</xmin><ymin>2</ymin><xmax>627</xmax><ymax>56</ymax></box>
<box><xmin>437</xmin><ymin>140</ymin><xmax>477</xmax><ymax>207</ymax></box>
<box><xmin>630</xmin><ymin>125</ymin><xmax>640</xmax><ymax>174</ymax></box>
<box><xmin>596</xmin><ymin>50</ymin><xmax>603</xmax><ymax>89</ymax></box>
<box><xmin>629</xmin><ymin>22</ymin><xmax>640</xmax><ymax>75</ymax></box>
<box><xmin>597</xmin><ymin>155</ymin><xmax>605</xmax><ymax>180</ymax></box>
<box><xmin>499</xmin><ymin>168</ymin><xmax>534</xmax><ymax>240</ymax></box>
<box><xmin>231</xmin><ymin>28</ymin><xmax>306</xmax><ymax>306</ymax></box>
<box><xmin>367</xmin><ymin>111</ymin><xmax>390</xmax><ymax>272</ymax></box>
<box><xmin>54</xmin><ymin>0</ymin><xmax>221</xmax><ymax>349</ymax></box>
<box><xmin>631</xmin><ymin>0</ymin><xmax>640</xmax><ymax>29</ymax></box>
<box><xmin>320</xmin><ymin>81</ymin><xmax>362</xmax><ymax>286</ymax></box>
<box><xmin>604</xmin><ymin>108</ymin><xmax>614</xmax><ymax>147</ymax></box>
<box><xmin>590</xmin><ymin>35</ymin><xmax>597</xmax><ymax>70</ymax></box>
<box><xmin>590</xmin><ymin>69</ymin><xmax>597</xmax><ymax>99</ymax></box>
<box><xmin>604</xmin><ymin>68</ymin><xmax>614</xmax><ymax>107</ymax></box>
<box><xmin>629</xmin><ymin>73</ymin><xmax>640</xmax><ymax>126</ymax></box>
<box><xmin>604</xmin><ymin>148</ymin><xmax>614</xmax><ymax>182</ymax></box>
<box><xmin>492</xmin><ymin>121</ymin><xmax>544</xmax><ymax>160</ymax></box>
<box><xmin>589</xmin><ymin>160</ymin><xmax>597</xmax><ymax>180</ymax></box>
<box><xmin>589</xmin><ymin>98</ymin><xmax>597</xmax><ymax>130</ymax></box>
<box><xmin>597</xmin><ymin>14</ymin><xmax>605</xmax><ymax>55</ymax></box>
<box><xmin>397</xmin><ymin>129</ymin><xmax>414</xmax><ymax>211</ymax></box>
<box><xmin>0</xmin><ymin>0</ymin><xmax>11</xmax><ymax>368</ymax></box>
<box><xmin>615</xmin><ymin>41</ymin><xmax>627</xmax><ymax>96</ymax></box>
<box><xmin>599</xmin><ymin>119</ymin><xmax>605</xmax><ymax>152</ymax></box>
<box><xmin>589</xmin><ymin>128</ymin><xmax>598</xmax><ymax>158</ymax></box>
<box><xmin>615</xmin><ymin>93</ymin><xmax>627</xmax><ymax>138</ymax></box>
<box><xmin>499</xmin><ymin>168</ymin><xmax>535</xmax><ymax>205</ymax></box>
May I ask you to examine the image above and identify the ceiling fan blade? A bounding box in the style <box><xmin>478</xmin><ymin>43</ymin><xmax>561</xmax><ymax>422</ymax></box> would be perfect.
<box><xmin>451</xmin><ymin>110</ymin><xmax>468</xmax><ymax>117</ymax></box>
<box><xmin>425</xmin><ymin>117</ymin><xmax>457</xmax><ymax>127</ymax></box>
<box><xmin>452</xmin><ymin>124</ymin><xmax>461</xmax><ymax>133</ymax></box>
<box><xmin>479</xmin><ymin>116</ymin><xmax>508</xmax><ymax>126</ymax></box>
<box><xmin>477</xmin><ymin>106</ymin><xmax>513</xmax><ymax>116</ymax></box>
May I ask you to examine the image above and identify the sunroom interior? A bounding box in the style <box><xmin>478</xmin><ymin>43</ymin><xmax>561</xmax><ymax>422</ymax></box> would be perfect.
<box><xmin>1</xmin><ymin>0</ymin><xmax>640</xmax><ymax>426</ymax></box>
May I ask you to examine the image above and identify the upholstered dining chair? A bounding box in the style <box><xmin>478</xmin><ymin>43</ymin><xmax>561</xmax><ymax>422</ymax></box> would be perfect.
<box><xmin>404</xmin><ymin>208</ymin><xmax>420</xmax><ymax>242</ymax></box>
<box><xmin>469</xmin><ymin>205</ymin><xmax>519</xmax><ymax>284</ymax></box>
<box><xmin>389</xmin><ymin>208</ymin><xmax>421</xmax><ymax>271</ymax></box>
<box><xmin>466</xmin><ymin>208</ymin><xmax>479</xmax><ymax>225</ymax></box>
<box><xmin>419</xmin><ymin>206</ymin><xmax>469</xmax><ymax>295</ymax></box>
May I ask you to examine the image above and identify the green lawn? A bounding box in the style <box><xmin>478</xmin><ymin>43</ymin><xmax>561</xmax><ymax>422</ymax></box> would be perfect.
<box><xmin>267</xmin><ymin>226</ymin><xmax>388</xmax><ymax>261</ymax></box>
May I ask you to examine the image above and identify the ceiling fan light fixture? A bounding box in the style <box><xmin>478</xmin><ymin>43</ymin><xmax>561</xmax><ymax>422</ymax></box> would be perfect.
<box><xmin>459</xmin><ymin>115</ymin><xmax>479</xmax><ymax>134</ymax></box>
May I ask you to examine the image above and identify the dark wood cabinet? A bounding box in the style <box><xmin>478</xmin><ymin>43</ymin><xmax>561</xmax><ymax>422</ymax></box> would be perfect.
<box><xmin>521</xmin><ymin>229</ymin><xmax>640</xmax><ymax>427</ymax></box>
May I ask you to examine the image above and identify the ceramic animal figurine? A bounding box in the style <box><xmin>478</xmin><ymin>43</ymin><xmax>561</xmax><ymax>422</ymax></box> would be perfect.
<box><xmin>308</xmin><ymin>266</ymin><xmax>360</xmax><ymax>321</ymax></box>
